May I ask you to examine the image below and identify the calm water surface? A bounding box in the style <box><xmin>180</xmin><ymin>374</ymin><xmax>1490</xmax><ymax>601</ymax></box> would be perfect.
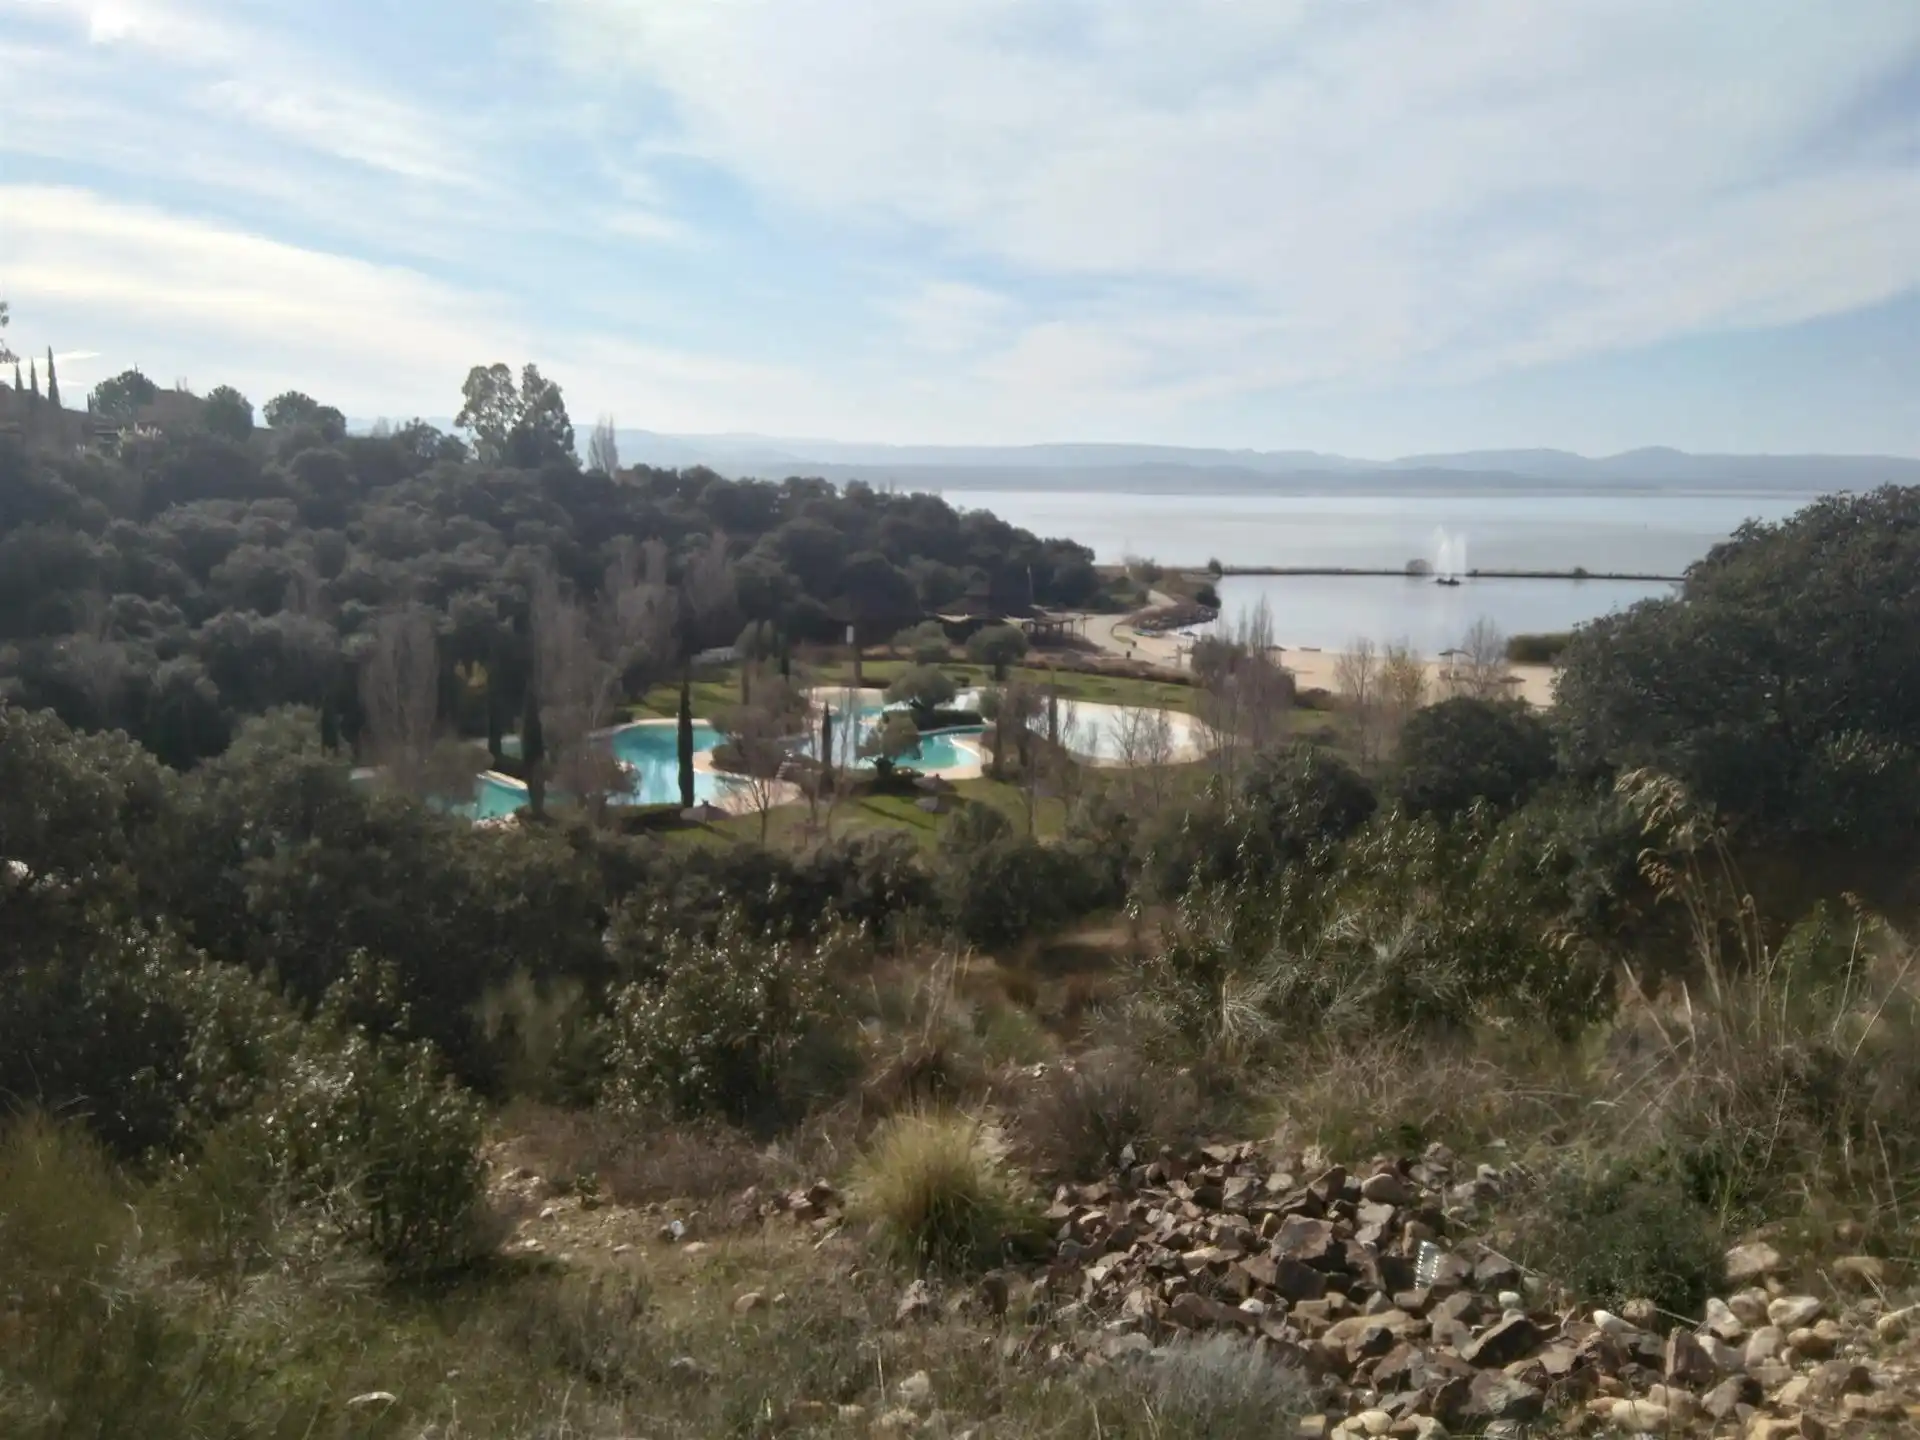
<box><xmin>948</xmin><ymin>487</ymin><xmax>1816</xmax><ymax>573</ymax></box>
<box><xmin>1209</xmin><ymin>573</ymin><xmax>1675</xmax><ymax>654</ymax></box>
<box><xmin>943</xmin><ymin>484</ymin><xmax>1825</xmax><ymax>654</ymax></box>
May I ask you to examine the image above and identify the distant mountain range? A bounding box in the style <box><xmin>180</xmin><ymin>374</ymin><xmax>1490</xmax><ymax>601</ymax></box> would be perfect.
<box><xmin>365</xmin><ymin>421</ymin><xmax>1919</xmax><ymax>494</ymax></box>
<box><xmin>607</xmin><ymin>433</ymin><xmax>1920</xmax><ymax>494</ymax></box>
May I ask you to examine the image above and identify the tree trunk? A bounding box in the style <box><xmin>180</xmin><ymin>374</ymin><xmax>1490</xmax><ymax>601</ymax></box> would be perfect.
<box><xmin>677</xmin><ymin>671</ymin><xmax>695</xmax><ymax>810</ymax></box>
<box><xmin>522</xmin><ymin>688</ymin><xmax>547</xmax><ymax>820</ymax></box>
<box><xmin>486</xmin><ymin>674</ymin><xmax>504</xmax><ymax>769</ymax></box>
<box><xmin>819</xmin><ymin>703</ymin><xmax>835</xmax><ymax>790</ymax></box>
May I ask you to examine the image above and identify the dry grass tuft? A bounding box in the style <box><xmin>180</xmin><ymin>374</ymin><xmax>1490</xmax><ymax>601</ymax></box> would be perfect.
<box><xmin>853</xmin><ymin>1109</ymin><xmax>1045</xmax><ymax>1272</ymax></box>
<box><xmin>1015</xmin><ymin>1047</ymin><xmax>1200</xmax><ymax>1180</ymax></box>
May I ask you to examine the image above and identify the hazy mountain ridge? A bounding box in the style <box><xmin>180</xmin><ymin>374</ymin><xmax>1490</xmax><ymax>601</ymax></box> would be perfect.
<box><xmin>609</xmin><ymin>433</ymin><xmax>1920</xmax><ymax>493</ymax></box>
<box><xmin>361</xmin><ymin>421</ymin><xmax>1919</xmax><ymax>492</ymax></box>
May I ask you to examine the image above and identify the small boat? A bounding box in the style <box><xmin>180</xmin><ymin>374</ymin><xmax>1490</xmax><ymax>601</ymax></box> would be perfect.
<box><xmin>1434</xmin><ymin>576</ymin><xmax>1463</xmax><ymax>587</ymax></box>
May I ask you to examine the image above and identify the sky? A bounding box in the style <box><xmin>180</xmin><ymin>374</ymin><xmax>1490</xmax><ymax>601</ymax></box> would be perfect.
<box><xmin>3</xmin><ymin>0</ymin><xmax>1917</xmax><ymax>457</ymax></box>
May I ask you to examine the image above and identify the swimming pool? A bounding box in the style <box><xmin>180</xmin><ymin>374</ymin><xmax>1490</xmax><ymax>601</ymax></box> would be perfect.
<box><xmin>609</xmin><ymin>721</ymin><xmax>735</xmax><ymax>805</ymax></box>
<box><xmin>450</xmin><ymin>721</ymin><xmax>735</xmax><ymax>820</ymax></box>
<box><xmin>804</xmin><ymin>698</ymin><xmax>985</xmax><ymax>773</ymax></box>
<box><xmin>952</xmin><ymin>690</ymin><xmax>1198</xmax><ymax>763</ymax></box>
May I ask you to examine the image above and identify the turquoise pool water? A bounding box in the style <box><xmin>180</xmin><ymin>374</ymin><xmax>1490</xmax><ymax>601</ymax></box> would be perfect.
<box><xmin>452</xmin><ymin>722</ymin><xmax>732</xmax><ymax>820</ymax></box>
<box><xmin>804</xmin><ymin>700</ymin><xmax>984</xmax><ymax>772</ymax></box>
<box><xmin>609</xmin><ymin>721</ymin><xmax>732</xmax><ymax>805</ymax></box>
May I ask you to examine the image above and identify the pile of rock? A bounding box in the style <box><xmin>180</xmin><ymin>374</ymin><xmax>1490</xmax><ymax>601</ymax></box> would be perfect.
<box><xmin>1036</xmin><ymin>1142</ymin><xmax>1916</xmax><ymax>1437</ymax></box>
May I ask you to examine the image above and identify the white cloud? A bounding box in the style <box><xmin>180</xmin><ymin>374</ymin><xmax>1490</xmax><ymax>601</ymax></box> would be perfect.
<box><xmin>885</xmin><ymin>282</ymin><xmax>1016</xmax><ymax>355</ymax></box>
<box><xmin>550</xmin><ymin>0</ymin><xmax>1920</xmax><ymax>395</ymax></box>
<box><xmin>3</xmin><ymin>0</ymin><xmax>1913</xmax><ymax>448</ymax></box>
<box><xmin>0</xmin><ymin>185</ymin><xmax>823</xmax><ymax>429</ymax></box>
<box><xmin>7</xmin><ymin>0</ymin><xmax>477</xmax><ymax>185</ymax></box>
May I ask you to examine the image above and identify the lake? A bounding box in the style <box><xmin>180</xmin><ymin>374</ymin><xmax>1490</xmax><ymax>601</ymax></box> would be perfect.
<box><xmin>1208</xmin><ymin>573</ymin><xmax>1675</xmax><ymax>654</ymax></box>
<box><xmin>940</xmin><ymin>483</ymin><xmax>1825</xmax><ymax>654</ymax></box>
<box><xmin>945</xmin><ymin>487</ymin><xmax>1817</xmax><ymax>573</ymax></box>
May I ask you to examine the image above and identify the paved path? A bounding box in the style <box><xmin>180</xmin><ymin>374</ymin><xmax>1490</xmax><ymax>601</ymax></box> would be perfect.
<box><xmin>1081</xmin><ymin>590</ymin><xmax>1191</xmax><ymax>671</ymax></box>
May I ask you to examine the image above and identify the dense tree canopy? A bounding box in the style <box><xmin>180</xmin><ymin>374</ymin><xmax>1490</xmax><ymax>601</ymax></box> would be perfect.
<box><xmin>1554</xmin><ymin>486</ymin><xmax>1920</xmax><ymax>843</ymax></box>
<box><xmin>0</xmin><ymin>381</ymin><xmax>1100</xmax><ymax>769</ymax></box>
<box><xmin>1397</xmin><ymin>696</ymin><xmax>1556</xmax><ymax>820</ymax></box>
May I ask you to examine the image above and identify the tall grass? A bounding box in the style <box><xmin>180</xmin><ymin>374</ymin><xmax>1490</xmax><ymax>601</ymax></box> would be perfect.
<box><xmin>853</xmin><ymin>1110</ymin><xmax>1045</xmax><ymax>1272</ymax></box>
<box><xmin>1603</xmin><ymin>774</ymin><xmax>1920</xmax><ymax>1246</ymax></box>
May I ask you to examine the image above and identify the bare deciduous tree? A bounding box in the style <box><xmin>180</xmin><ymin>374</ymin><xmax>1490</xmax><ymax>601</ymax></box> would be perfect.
<box><xmin>719</xmin><ymin>666</ymin><xmax>806</xmax><ymax>841</ymax></box>
<box><xmin>531</xmin><ymin>568</ymin><xmax>622</xmax><ymax>822</ymax></box>
<box><xmin>1194</xmin><ymin>599</ymin><xmax>1292</xmax><ymax>782</ymax></box>
<box><xmin>1334</xmin><ymin>637</ymin><xmax>1385</xmax><ymax>770</ymax></box>
<box><xmin>360</xmin><ymin>605</ymin><xmax>442</xmax><ymax>795</ymax></box>
<box><xmin>600</xmin><ymin>536</ymin><xmax>676</xmax><ymax>697</ymax></box>
<box><xmin>1379</xmin><ymin>640</ymin><xmax>1430</xmax><ymax>755</ymax></box>
<box><xmin>1445</xmin><ymin>618</ymin><xmax>1513</xmax><ymax>701</ymax></box>
<box><xmin>587</xmin><ymin>415</ymin><xmax>620</xmax><ymax>475</ymax></box>
<box><xmin>1114</xmin><ymin>703</ymin><xmax>1175</xmax><ymax>809</ymax></box>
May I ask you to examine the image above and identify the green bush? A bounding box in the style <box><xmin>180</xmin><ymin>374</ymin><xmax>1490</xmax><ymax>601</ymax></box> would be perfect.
<box><xmin>1514</xmin><ymin>1160</ymin><xmax>1725</xmax><ymax>1319</ymax></box>
<box><xmin>894</xmin><ymin>620</ymin><xmax>952</xmax><ymax>664</ymax></box>
<box><xmin>1397</xmin><ymin>697</ymin><xmax>1557</xmax><ymax>819</ymax></box>
<box><xmin>1506</xmin><ymin>631</ymin><xmax>1572</xmax><ymax>664</ymax></box>
<box><xmin>885</xmin><ymin>664</ymin><xmax>958</xmax><ymax>715</ymax></box>
<box><xmin>1142</xmin><ymin>752</ymin><xmax>1377</xmax><ymax>900</ymax></box>
<box><xmin>965</xmin><ymin>623</ymin><xmax>1029</xmax><ymax>680</ymax></box>
<box><xmin>603</xmin><ymin>916</ymin><xmax>851</xmax><ymax>1130</ymax></box>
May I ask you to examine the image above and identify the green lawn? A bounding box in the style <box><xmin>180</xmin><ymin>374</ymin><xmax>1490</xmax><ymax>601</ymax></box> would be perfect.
<box><xmin>629</xmin><ymin>659</ymin><xmax>1200</xmax><ymax>722</ymax></box>
<box><xmin>659</xmin><ymin>775</ymin><xmax>1071</xmax><ymax>853</ymax></box>
<box><xmin>810</xmin><ymin>658</ymin><xmax>1200</xmax><ymax>713</ymax></box>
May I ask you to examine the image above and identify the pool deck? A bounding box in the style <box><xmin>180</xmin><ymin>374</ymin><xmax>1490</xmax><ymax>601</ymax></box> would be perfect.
<box><xmin>462</xmin><ymin>689</ymin><xmax>1196</xmax><ymax>825</ymax></box>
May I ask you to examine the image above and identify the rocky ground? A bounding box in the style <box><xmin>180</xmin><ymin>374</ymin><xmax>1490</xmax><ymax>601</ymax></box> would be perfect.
<box><xmin>488</xmin><ymin>1138</ymin><xmax>1920</xmax><ymax>1438</ymax></box>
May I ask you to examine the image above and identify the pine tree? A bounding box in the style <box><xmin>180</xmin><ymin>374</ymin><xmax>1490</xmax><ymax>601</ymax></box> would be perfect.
<box><xmin>10</xmin><ymin>362</ymin><xmax>18</xmax><ymax>392</ymax></box>
<box><xmin>44</xmin><ymin>348</ymin><xmax>59</xmax><ymax>409</ymax></box>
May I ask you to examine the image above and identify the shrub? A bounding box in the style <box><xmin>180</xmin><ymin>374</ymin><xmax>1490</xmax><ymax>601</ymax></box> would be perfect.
<box><xmin>1111</xmin><ymin>1334</ymin><xmax>1316</xmax><ymax>1440</ymax></box>
<box><xmin>1397</xmin><ymin>696</ymin><xmax>1557</xmax><ymax>819</ymax></box>
<box><xmin>1513</xmin><ymin>1160</ymin><xmax>1725</xmax><ymax>1320</ymax></box>
<box><xmin>940</xmin><ymin>832</ymin><xmax>1089</xmax><ymax>949</ymax></box>
<box><xmin>1018</xmin><ymin>1049</ymin><xmax>1198</xmax><ymax>1180</ymax></box>
<box><xmin>603</xmin><ymin>916</ymin><xmax>851</xmax><ymax>1130</ymax></box>
<box><xmin>894</xmin><ymin>620</ymin><xmax>952</xmax><ymax>664</ymax></box>
<box><xmin>966</xmin><ymin>623</ymin><xmax>1029</xmax><ymax>680</ymax></box>
<box><xmin>1506</xmin><ymin>631</ymin><xmax>1572</xmax><ymax>664</ymax></box>
<box><xmin>853</xmin><ymin>1110</ymin><xmax>1044</xmax><ymax>1272</ymax></box>
<box><xmin>885</xmin><ymin>664</ymin><xmax>958</xmax><ymax>715</ymax></box>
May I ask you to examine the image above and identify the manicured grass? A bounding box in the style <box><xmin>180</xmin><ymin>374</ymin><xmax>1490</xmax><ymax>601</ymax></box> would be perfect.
<box><xmin>812</xmin><ymin>658</ymin><xmax>1200</xmax><ymax>714</ymax></box>
<box><xmin>659</xmin><ymin>776</ymin><xmax>1073</xmax><ymax>853</ymax></box>
<box><xmin>628</xmin><ymin>670</ymin><xmax>743</xmax><ymax>721</ymax></box>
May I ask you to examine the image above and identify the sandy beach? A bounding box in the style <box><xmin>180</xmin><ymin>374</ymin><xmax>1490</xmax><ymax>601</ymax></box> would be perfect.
<box><xmin>1279</xmin><ymin>648</ymin><xmax>1558</xmax><ymax>708</ymax></box>
<box><xmin>1095</xmin><ymin>607</ymin><xmax>1558</xmax><ymax>707</ymax></box>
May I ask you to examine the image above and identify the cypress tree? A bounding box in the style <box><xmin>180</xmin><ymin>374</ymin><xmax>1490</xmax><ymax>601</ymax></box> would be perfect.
<box><xmin>10</xmin><ymin>362</ymin><xmax>18</xmax><ymax>392</ymax></box>
<box><xmin>28</xmin><ymin>358</ymin><xmax>37</xmax><ymax>400</ymax></box>
<box><xmin>44</xmin><ymin>348</ymin><xmax>59</xmax><ymax>409</ymax></box>
<box><xmin>677</xmin><ymin>671</ymin><xmax>696</xmax><ymax>810</ymax></box>
<box><xmin>819</xmin><ymin>702</ymin><xmax>835</xmax><ymax>789</ymax></box>
<box><xmin>522</xmin><ymin>688</ymin><xmax>547</xmax><ymax>820</ymax></box>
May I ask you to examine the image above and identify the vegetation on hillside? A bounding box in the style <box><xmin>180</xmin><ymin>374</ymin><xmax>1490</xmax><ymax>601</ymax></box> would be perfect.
<box><xmin>4</xmin><ymin>368</ymin><xmax>1920</xmax><ymax>1433</ymax></box>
